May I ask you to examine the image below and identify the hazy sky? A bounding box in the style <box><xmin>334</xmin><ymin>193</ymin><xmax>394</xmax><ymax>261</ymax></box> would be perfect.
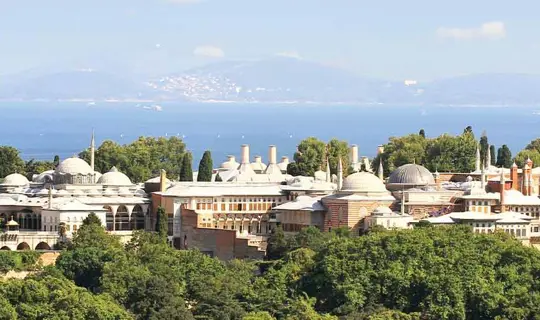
<box><xmin>0</xmin><ymin>0</ymin><xmax>537</xmax><ymax>80</ymax></box>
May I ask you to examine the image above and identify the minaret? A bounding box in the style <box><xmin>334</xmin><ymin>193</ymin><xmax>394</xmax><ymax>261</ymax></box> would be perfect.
<box><xmin>337</xmin><ymin>157</ymin><xmax>343</xmax><ymax>190</ymax></box>
<box><xmin>500</xmin><ymin>169</ymin><xmax>506</xmax><ymax>212</ymax></box>
<box><xmin>90</xmin><ymin>129</ymin><xmax>95</xmax><ymax>183</ymax></box>
<box><xmin>326</xmin><ymin>158</ymin><xmax>331</xmax><ymax>182</ymax></box>
<box><xmin>480</xmin><ymin>164</ymin><xmax>486</xmax><ymax>190</ymax></box>
<box><xmin>377</xmin><ymin>159</ymin><xmax>384</xmax><ymax>180</ymax></box>
<box><xmin>475</xmin><ymin>145</ymin><xmax>481</xmax><ymax>172</ymax></box>
<box><xmin>486</xmin><ymin>144</ymin><xmax>491</xmax><ymax>168</ymax></box>
<box><xmin>48</xmin><ymin>184</ymin><xmax>52</xmax><ymax>209</ymax></box>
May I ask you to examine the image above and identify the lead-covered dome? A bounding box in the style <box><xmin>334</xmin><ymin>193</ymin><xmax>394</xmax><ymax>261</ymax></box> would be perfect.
<box><xmin>1</xmin><ymin>173</ymin><xmax>30</xmax><ymax>186</ymax></box>
<box><xmin>387</xmin><ymin>164</ymin><xmax>435</xmax><ymax>191</ymax></box>
<box><xmin>342</xmin><ymin>172</ymin><xmax>388</xmax><ymax>193</ymax></box>
<box><xmin>55</xmin><ymin>157</ymin><xmax>93</xmax><ymax>175</ymax></box>
<box><xmin>98</xmin><ymin>167</ymin><xmax>132</xmax><ymax>186</ymax></box>
<box><xmin>220</xmin><ymin>156</ymin><xmax>240</xmax><ymax>171</ymax></box>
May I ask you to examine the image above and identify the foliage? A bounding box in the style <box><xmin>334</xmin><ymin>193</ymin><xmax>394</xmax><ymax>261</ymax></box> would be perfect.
<box><xmin>0</xmin><ymin>272</ymin><xmax>131</xmax><ymax>319</ymax></box>
<box><xmin>0</xmin><ymin>146</ymin><xmax>25</xmax><ymax>179</ymax></box>
<box><xmin>197</xmin><ymin>150</ymin><xmax>213</xmax><ymax>182</ymax></box>
<box><xmin>514</xmin><ymin>150</ymin><xmax>540</xmax><ymax>168</ymax></box>
<box><xmin>374</xmin><ymin>130</ymin><xmax>477</xmax><ymax>174</ymax></box>
<box><xmin>479</xmin><ymin>132</ymin><xmax>489</xmax><ymax>165</ymax></box>
<box><xmin>180</xmin><ymin>152</ymin><xmax>194</xmax><ymax>182</ymax></box>
<box><xmin>496</xmin><ymin>145</ymin><xmax>512</xmax><ymax>168</ymax></box>
<box><xmin>244</xmin><ymin>311</ymin><xmax>276</xmax><ymax>320</ymax></box>
<box><xmin>79</xmin><ymin>136</ymin><xmax>186</xmax><ymax>183</ymax></box>
<box><xmin>53</xmin><ymin>155</ymin><xmax>60</xmax><ymax>167</ymax></box>
<box><xmin>418</xmin><ymin>129</ymin><xmax>425</xmax><ymax>138</ymax></box>
<box><xmin>489</xmin><ymin>145</ymin><xmax>496</xmax><ymax>165</ymax></box>
<box><xmin>287</xmin><ymin>137</ymin><xmax>326</xmax><ymax>177</ymax></box>
<box><xmin>156</xmin><ymin>206</ymin><xmax>168</xmax><ymax>240</ymax></box>
<box><xmin>266</xmin><ymin>226</ymin><xmax>289</xmax><ymax>260</ymax></box>
<box><xmin>287</xmin><ymin>137</ymin><xmax>350</xmax><ymax>177</ymax></box>
<box><xmin>24</xmin><ymin>159</ymin><xmax>54</xmax><ymax>180</ymax></box>
<box><xmin>0</xmin><ymin>251</ymin><xmax>41</xmax><ymax>274</ymax></box>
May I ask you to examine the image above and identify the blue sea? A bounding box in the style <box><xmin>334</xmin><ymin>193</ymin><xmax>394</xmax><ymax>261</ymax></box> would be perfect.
<box><xmin>0</xmin><ymin>101</ymin><xmax>538</xmax><ymax>164</ymax></box>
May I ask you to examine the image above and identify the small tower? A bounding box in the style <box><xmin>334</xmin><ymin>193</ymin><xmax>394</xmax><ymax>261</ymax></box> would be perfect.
<box><xmin>337</xmin><ymin>157</ymin><xmax>343</xmax><ymax>191</ymax></box>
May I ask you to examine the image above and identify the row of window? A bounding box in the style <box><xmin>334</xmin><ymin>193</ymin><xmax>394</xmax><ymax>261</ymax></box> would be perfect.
<box><xmin>196</xmin><ymin>198</ymin><xmax>284</xmax><ymax>203</ymax></box>
<box><xmin>196</xmin><ymin>203</ymin><xmax>276</xmax><ymax>212</ymax></box>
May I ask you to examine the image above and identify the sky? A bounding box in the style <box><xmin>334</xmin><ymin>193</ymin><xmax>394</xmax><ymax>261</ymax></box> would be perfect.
<box><xmin>0</xmin><ymin>0</ymin><xmax>538</xmax><ymax>81</ymax></box>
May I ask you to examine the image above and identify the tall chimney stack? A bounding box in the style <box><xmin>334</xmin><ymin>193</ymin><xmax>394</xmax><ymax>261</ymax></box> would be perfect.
<box><xmin>268</xmin><ymin>145</ymin><xmax>277</xmax><ymax>164</ymax></box>
<box><xmin>350</xmin><ymin>145</ymin><xmax>359</xmax><ymax>165</ymax></box>
<box><xmin>241</xmin><ymin>144</ymin><xmax>250</xmax><ymax>164</ymax></box>
<box><xmin>160</xmin><ymin>169</ymin><xmax>167</xmax><ymax>192</ymax></box>
<box><xmin>377</xmin><ymin>145</ymin><xmax>385</xmax><ymax>155</ymax></box>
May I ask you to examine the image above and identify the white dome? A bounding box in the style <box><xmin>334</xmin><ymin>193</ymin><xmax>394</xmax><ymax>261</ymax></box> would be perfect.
<box><xmin>373</xmin><ymin>206</ymin><xmax>393</xmax><ymax>215</ymax></box>
<box><xmin>220</xmin><ymin>156</ymin><xmax>240</xmax><ymax>170</ymax></box>
<box><xmin>251</xmin><ymin>156</ymin><xmax>267</xmax><ymax>172</ymax></box>
<box><xmin>55</xmin><ymin>157</ymin><xmax>93</xmax><ymax>175</ymax></box>
<box><xmin>2</xmin><ymin>173</ymin><xmax>29</xmax><ymax>186</ymax></box>
<box><xmin>97</xmin><ymin>167</ymin><xmax>132</xmax><ymax>186</ymax></box>
<box><xmin>342</xmin><ymin>172</ymin><xmax>388</xmax><ymax>193</ymax></box>
<box><xmin>33</xmin><ymin>170</ymin><xmax>54</xmax><ymax>183</ymax></box>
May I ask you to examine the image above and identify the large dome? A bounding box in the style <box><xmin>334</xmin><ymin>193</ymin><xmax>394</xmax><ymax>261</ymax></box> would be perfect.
<box><xmin>342</xmin><ymin>172</ymin><xmax>387</xmax><ymax>193</ymax></box>
<box><xmin>220</xmin><ymin>156</ymin><xmax>240</xmax><ymax>170</ymax></box>
<box><xmin>97</xmin><ymin>167</ymin><xmax>132</xmax><ymax>186</ymax></box>
<box><xmin>1</xmin><ymin>173</ymin><xmax>29</xmax><ymax>186</ymax></box>
<box><xmin>55</xmin><ymin>157</ymin><xmax>93</xmax><ymax>175</ymax></box>
<box><xmin>387</xmin><ymin>164</ymin><xmax>435</xmax><ymax>189</ymax></box>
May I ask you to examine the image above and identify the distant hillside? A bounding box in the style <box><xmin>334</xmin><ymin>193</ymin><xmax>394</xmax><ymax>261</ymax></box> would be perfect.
<box><xmin>2</xmin><ymin>60</ymin><xmax>540</xmax><ymax>105</ymax></box>
<box><xmin>0</xmin><ymin>70</ymin><xmax>153</xmax><ymax>101</ymax></box>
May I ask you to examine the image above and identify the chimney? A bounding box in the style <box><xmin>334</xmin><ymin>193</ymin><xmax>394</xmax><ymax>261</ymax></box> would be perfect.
<box><xmin>350</xmin><ymin>145</ymin><xmax>359</xmax><ymax>165</ymax></box>
<box><xmin>228</xmin><ymin>155</ymin><xmax>236</xmax><ymax>162</ymax></box>
<box><xmin>268</xmin><ymin>145</ymin><xmax>277</xmax><ymax>164</ymax></box>
<box><xmin>254</xmin><ymin>156</ymin><xmax>262</xmax><ymax>163</ymax></box>
<box><xmin>241</xmin><ymin>144</ymin><xmax>250</xmax><ymax>164</ymax></box>
<box><xmin>159</xmin><ymin>169</ymin><xmax>167</xmax><ymax>192</ymax></box>
<box><xmin>511</xmin><ymin>162</ymin><xmax>518</xmax><ymax>190</ymax></box>
<box><xmin>377</xmin><ymin>145</ymin><xmax>384</xmax><ymax>155</ymax></box>
<box><xmin>281</xmin><ymin>156</ymin><xmax>289</xmax><ymax>164</ymax></box>
<box><xmin>499</xmin><ymin>169</ymin><xmax>505</xmax><ymax>212</ymax></box>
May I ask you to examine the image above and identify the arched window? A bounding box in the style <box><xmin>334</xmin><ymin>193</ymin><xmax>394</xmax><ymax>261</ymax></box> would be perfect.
<box><xmin>131</xmin><ymin>205</ymin><xmax>145</xmax><ymax>230</ymax></box>
<box><xmin>115</xmin><ymin>206</ymin><xmax>130</xmax><ymax>231</ymax></box>
<box><xmin>104</xmin><ymin>206</ymin><xmax>114</xmax><ymax>231</ymax></box>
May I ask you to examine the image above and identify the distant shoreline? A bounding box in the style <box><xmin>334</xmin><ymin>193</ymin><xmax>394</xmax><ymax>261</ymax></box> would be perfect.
<box><xmin>0</xmin><ymin>99</ymin><xmax>539</xmax><ymax>108</ymax></box>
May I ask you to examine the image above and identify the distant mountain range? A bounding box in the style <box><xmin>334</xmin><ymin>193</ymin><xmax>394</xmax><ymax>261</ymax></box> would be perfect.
<box><xmin>1</xmin><ymin>57</ymin><xmax>540</xmax><ymax>105</ymax></box>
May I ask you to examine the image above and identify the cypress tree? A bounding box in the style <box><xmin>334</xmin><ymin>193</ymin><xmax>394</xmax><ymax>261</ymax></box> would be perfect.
<box><xmin>180</xmin><ymin>153</ymin><xmax>193</xmax><ymax>182</ymax></box>
<box><xmin>197</xmin><ymin>151</ymin><xmax>213</xmax><ymax>182</ymax></box>
<box><xmin>419</xmin><ymin>129</ymin><xmax>425</xmax><ymax>138</ymax></box>
<box><xmin>53</xmin><ymin>155</ymin><xmax>60</xmax><ymax>168</ymax></box>
<box><xmin>479</xmin><ymin>132</ymin><xmax>489</xmax><ymax>165</ymax></box>
<box><xmin>155</xmin><ymin>206</ymin><xmax>168</xmax><ymax>240</ymax></box>
<box><xmin>489</xmin><ymin>145</ymin><xmax>496</xmax><ymax>165</ymax></box>
<box><xmin>496</xmin><ymin>145</ymin><xmax>513</xmax><ymax>168</ymax></box>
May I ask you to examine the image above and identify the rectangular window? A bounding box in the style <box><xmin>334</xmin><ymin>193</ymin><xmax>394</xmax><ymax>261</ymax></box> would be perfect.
<box><xmin>221</xmin><ymin>204</ymin><xmax>226</xmax><ymax>211</ymax></box>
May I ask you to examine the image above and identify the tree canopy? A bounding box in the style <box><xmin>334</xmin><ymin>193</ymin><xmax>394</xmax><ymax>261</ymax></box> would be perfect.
<box><xmin>287</xmin><ymin>137</ymin><xmax>350</xmax><ymax>177</ymax></box>
<box><xmin>197</xmin><ymin>150</ymin><xmax>213</xmax><ymax>182</ymax></box>
<box><xmin>180</xmin><ymin>152</ymin><xmax>194</xmax><ymax>182</ymax></box>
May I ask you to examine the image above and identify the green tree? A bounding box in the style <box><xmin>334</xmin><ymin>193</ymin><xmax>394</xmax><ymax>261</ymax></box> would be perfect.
<box><xmin>266</xmin><ymin>226</ymin><xmax>289</xmax><ymax>260</ymax></box>
<box><xmin>180</xmin><ymin>152</ymin><xmax>194</xmax><ymax>182</ymax></box>
<box><xmin>372</xmin><ymin>134</ymin><xmax>428</xmax><ymax>176</ymax></box>
<box><xmin>327</xmin><ymin>138</ymin><xmax>350</xmax><ymax>177</ymax></box>
<box><xmin>514</xmin><ymin>150</ymin><xmax>540</xmax><ymax>168</ymax></box>
<box><xmin>53</xmin><ymin>155</ymin><xmax>60</xmax><ymax>168</ymax></box>
<box><xmin>156</xmin><ymin>206</ymin><xmax>168</xmax><ymax>240</ymax></box>
<box><xmin>24</xmin><ymin>159</ymin><xmax>54</xmax><ymax>179</ymax></box>
<box><xmin>489</xmin><ymin>145</ymin><xmax>496</xmax><ymax>165</ymax></box>
<box><xmin>496</xmin><ymin>145</ymin><xmax>512</xmax><ymax>167</ymax></box>
<box><xmin>463</xmin><ymin>126</ymin><xmax>473</xmax><ymax>135</ymax></box>
<box><xmin>244</xmin><ymin>311</ymin><xmax>275</xmax><ymax>320</ymax></box>
<box><xmin>197</xmin><ymin>150</ymin><xmax>213</xmax><ymax>182</ymax></box>
<box><xmin>287</xmin><ymin>137</ymin><xmax>326</xmax><ymax>177</ymax></box>
<box><xmin>418</xmin><ymin>129</ymin><xmax>425</xmax><ymax>138</ymax></box>
<box><xmin>479</xmin><ymin>132</ymin><xmax>489</xmax><ymax>165</ymax></box>
<box><xmin>0</xmin><ymin>146</ymin><xmax>25</xmax><ymax>178</ymax></box>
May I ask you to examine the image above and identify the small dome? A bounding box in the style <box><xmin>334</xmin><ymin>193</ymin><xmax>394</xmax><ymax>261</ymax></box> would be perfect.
<box><xmin>373</xmin><ymin>206</ymin><xmax>393</xmax><ymax>215</ymax></box>
<box><xmin>278</xmin><ymin>156</ymin><xmax>290</xmax><ymax>172</ymax></box>
<box><xmin>342</xmin><ymin>172</ymin><xmax>388</xmax><ymax>193</ymax></box>
<box><xmin>220</xmin><ymin>155</ymin><xmax>240</xmax><ymax>170</ymax></box>
<box><xmin>97</xmin><ymin>167</ymin><xmax>132</xmax><ymax>186</ymax></box>
<box><xmin>388</xmin><ymin>164</ymin><xmax>435</xmax><ymax>187</ymax></box>
<box><xmin>33</xmin><ymin>170</ymin><xmax>54</xmax><ymax>183</ymax></box>
<box><xmin>1</xmin><ymin>173</ymin><xmax>29</xmax><ymax>186</ymax></box>
<box><xmin>251</xmin><ymin>156</ymin><xmax>267</xmax><ymax>172</ymax></box>
<box><xmin>55</xmin><ymin>157</ymin><xmax>93</xmax><ymax>175</ymax></box>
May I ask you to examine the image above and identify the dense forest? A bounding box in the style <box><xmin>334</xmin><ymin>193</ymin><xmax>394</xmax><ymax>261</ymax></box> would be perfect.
<box><xmin>1</xmin><ymin>216</ymin><xmax>540</xmax><ymax>319</ymax></box>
